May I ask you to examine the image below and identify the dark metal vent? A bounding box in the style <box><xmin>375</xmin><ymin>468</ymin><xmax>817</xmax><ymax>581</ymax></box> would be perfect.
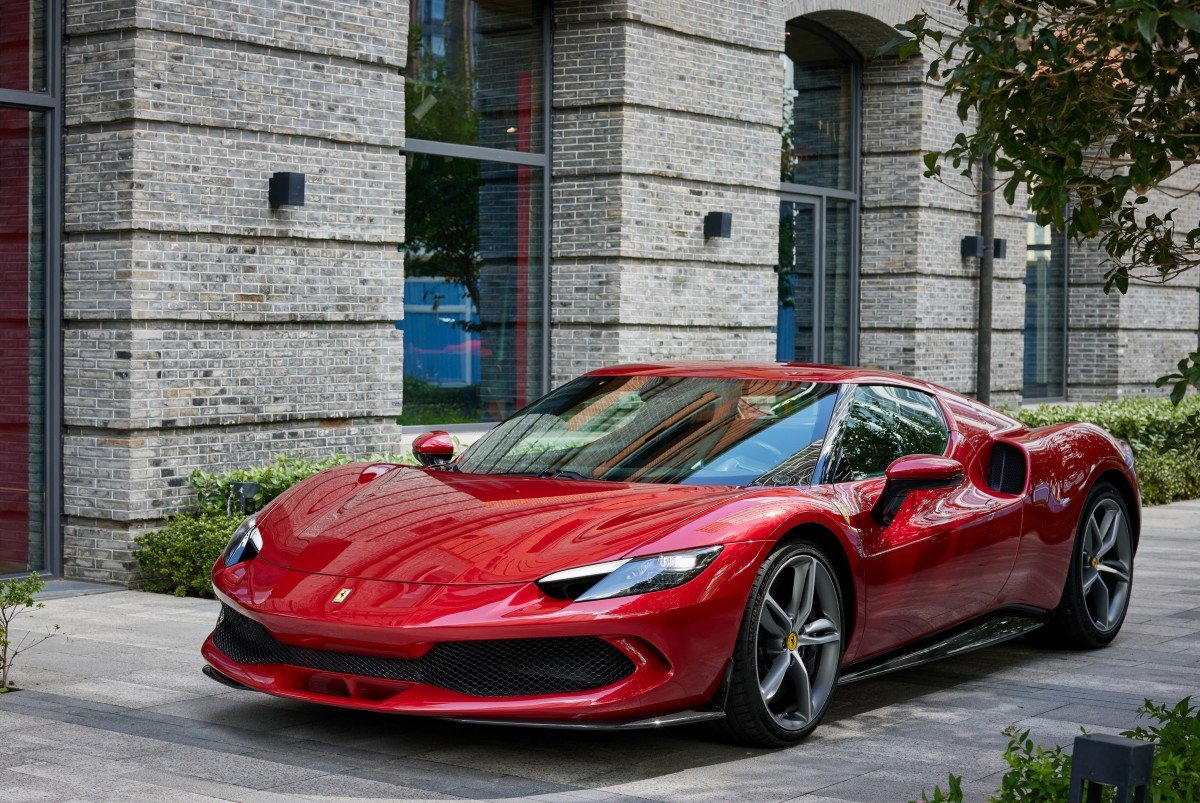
<box><xmin>212</xmin><ymin>604</ymin><xmax>634</xmax><ymax>697</ymax></box>
<box><xmin>988</xmin><ymin>442</ymin><xmax>1027</xmax><ymax>495</ymax></box>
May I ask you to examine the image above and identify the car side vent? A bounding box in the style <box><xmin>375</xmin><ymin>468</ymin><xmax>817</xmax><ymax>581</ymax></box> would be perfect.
<box><xmin>988</xmin><ymin>442</ymin><xmax>1027</xmax><ymax>495</ymax></box>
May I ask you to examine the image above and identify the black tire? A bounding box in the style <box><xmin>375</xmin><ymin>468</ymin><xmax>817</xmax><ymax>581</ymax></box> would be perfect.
<box><xmin>714</xmin><ymin>540</ymin><xmax>845</xmax><ymax>748</ymax></box>
<box><xmin>1035</xmin><ymin>482</ymin><xmax>1134</xmax><ymax>649</ymax></box>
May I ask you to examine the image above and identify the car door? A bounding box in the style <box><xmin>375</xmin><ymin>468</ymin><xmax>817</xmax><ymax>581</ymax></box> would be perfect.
<box><xmin>820</xmin><ymin>384</ymin><xmax>1023</xmax><ymax>659</ymax></box>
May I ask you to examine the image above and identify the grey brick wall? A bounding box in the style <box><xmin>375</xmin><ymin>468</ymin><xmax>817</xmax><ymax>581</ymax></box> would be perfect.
<box><xmin>547</xmin><ymin>0</ymin><xmax>1037</xmax><ymax>405</ymax></box>
<box><xmin>62</xmin><ymin>0</ymin><xmax>407</xmax><ymax>583</ymax></box>
<box><xmin>60</xmin><ymin>0</ymin><xmax>1200</xmax><ymax>585</ymax></box>
<box><xmin>549</xmin><ymin>1</ymin><xmax>780</xmax><ymax>387</ymax></box>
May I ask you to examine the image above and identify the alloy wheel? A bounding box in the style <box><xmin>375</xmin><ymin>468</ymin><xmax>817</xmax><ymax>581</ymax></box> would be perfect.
<box><xmin>754</xmin><ymin>554</ymin><xmax>842</xmax><ymax>731</ymax></box>
<box><xmin>1080</xmin><ymin>497</ymin><xmax>1133</xmax><ymax>632</ymax></box>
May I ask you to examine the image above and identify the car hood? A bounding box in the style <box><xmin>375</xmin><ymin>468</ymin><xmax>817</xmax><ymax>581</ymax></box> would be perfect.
<box><xmin>255</xmin><ymin>464</ymin><xmax>751</xmax><ymax>585</ymax></box>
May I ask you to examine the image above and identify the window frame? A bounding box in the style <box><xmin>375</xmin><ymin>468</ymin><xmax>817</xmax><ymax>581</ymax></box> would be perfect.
<box><xmin>1021</xmin><ymin>211</ymin><xmax>1070</xmax><ymax>403</ymax></box>
<box><xmin>401</xmin><ymin>0</ymin><xmax>553</xmax><ymax>420</ymax></box>
<box><xmin>777</xmin><ymin>17</ymin><xmax>862</xmax><ymax>366</ymax></box>
<box><xmin>812</xmin><ymin>383</ymin><xmax>951</xmax><ymax>485</ymax></box>
<box><xmin>0</xmin><ymin>0</ymin><xmax>63</xmax><ymax>576</ymax></box>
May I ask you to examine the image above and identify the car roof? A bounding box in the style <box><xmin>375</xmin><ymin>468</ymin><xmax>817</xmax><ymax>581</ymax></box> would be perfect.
<box><xmin>584</xmin><ymin>361</ymin><xmax>939</xmax><ymax>391</ymax></box>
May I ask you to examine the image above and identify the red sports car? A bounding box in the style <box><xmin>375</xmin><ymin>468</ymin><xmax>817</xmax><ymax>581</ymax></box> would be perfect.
<box><xmin>203</xmin><ymin>363</ymin><xmax>1139</xmax><ymax>746</ymax></box>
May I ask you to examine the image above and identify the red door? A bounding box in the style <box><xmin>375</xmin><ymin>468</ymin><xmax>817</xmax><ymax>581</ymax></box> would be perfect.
<box><xmin>854</xmin><ymin>476</ymin><xmax>1023</xmax><ymax>658</ymax></box>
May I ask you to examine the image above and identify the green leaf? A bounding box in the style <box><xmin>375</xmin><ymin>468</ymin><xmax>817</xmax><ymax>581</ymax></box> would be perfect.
<box><xmin>1137</xmin><ymin>10</ymin><xmax>1158</xmax><ymax>43</ymax></box>
<box><xmin>1170</xmin><ymin>7</ymin><xmax>1200</xmax><ymax>32</ymax></box>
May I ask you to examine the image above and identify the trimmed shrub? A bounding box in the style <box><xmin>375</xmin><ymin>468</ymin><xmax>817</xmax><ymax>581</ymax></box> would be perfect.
<box><xmin>1012</xmin><ymin>396</ymin><xmax>1200</xmax><ymax>506</ymax></box>
<box><xmin>188</xmin><ymin>451</ymin><xmax>414</xmax><ymax>517</ymax></box>
<box><xmin>189</xmin><ymin>454</ymin><xmax>353</xmax><ymax>517</ymax></box>
<box><xmin>134</xmin><ymin>514</ymin><xmax>238</xmax><ymax>598</ymax></box>
<box><xmin>138</xmin><ymin>451</ymin><xmax>418</xmax><ymax>597</ymax></box>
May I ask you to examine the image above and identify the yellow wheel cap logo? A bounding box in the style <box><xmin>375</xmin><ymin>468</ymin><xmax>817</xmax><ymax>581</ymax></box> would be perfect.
<box><xmin>333</xmin><ymin>588</ymin><xmax>352</xmax><ymax>604</ymax></box>
<box><xmin>1090</xmin><ymin>556</ymin><xmax>1100</xmax><ymax>569</ymax></box>
<box><xmin>787</xmin><ymin>632</ymin><xmax>799</xmax><ymax>651</ymax></box>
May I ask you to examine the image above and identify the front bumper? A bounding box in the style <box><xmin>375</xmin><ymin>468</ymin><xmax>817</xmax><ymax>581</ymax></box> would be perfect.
<box><xmin>203</xmin><ymin>541</ymin><xmax>766</xmax><ymax>723</ymax></box>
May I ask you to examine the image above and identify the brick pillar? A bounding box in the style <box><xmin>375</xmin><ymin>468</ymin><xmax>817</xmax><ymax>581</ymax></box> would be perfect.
<box><xmin>61</xmin><ymin>0</ymin><xmax>407</xmax><ymax>583</ymax></box>
<box><xmin>855</xmin><ymin>3</ymin><xmax>1026</xmax><ymax>405</ymax></box>
<box><xmin>549</xmin><ymin>1</ymin><xmax>781</xmax><ymax>387</ymax></box>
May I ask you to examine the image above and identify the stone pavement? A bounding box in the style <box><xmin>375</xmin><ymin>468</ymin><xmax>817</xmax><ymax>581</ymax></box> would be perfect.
<box><xmin>3</xmin><ymin>500</ymin><xmax>1199</xmax><ymax>803</ymax></box>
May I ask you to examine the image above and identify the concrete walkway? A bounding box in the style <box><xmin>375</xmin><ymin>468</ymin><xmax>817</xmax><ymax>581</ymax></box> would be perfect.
<box><xmin>3</xmin><ymin>501</ymin><xmax>1199</xmax><ymax>802</ymax></box>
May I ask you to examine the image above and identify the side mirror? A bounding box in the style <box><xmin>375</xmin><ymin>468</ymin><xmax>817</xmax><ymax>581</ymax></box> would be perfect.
<box><xmin>871</xmin><ymin>455</ymin><xmax>963</xmax><ymax>526</ymax></box>
<box><xmin>412</xmin><ymin>430</ymin><xmax>455</xmax><ymax>466</ymax></box>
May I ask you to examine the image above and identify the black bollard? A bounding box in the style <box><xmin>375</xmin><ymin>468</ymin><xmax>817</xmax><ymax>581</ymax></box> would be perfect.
<box><xmin>1067</xmin><ymin>733</ymin><xmax>1154</xmax><ymax>803</ymax></box>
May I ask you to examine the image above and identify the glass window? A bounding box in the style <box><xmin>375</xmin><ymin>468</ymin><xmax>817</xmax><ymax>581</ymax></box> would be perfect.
<box><xmin>1023</xmin><ymin>217</ymin><xmax>1067</xmax><ymax>400</ymax></box>
<box><xmin>401</xmin><ymin>154</ymin><xmax>544</xmax><ymax>423</ymax></box>
<box><xmin>776</xmin><ymin>199</ymin><xmax>817</xmax><ymax>362</ymax></box>
<box><xmin>777</xmin><ymin>20</ymin><xmax>860</xmax><ymax>366</ymax></box>
<box><xmin>782</xmin><ymin>20</ymin><xmax>854</xmax><ymax>191</ymax></box>
<box><xmin>0</xmin><ymin>108</ymin><xmax>46</xmax><ymax>572</ymax></box>
<box><xmin>826</xmin><ymin>385</ymin><xmax>949</xmax><ymax>482</ymax></box>
<box><xmin>823</xmin><ymin>198</ymin><xmax>854</xmax><ymax>364</ymax></box>
<box><xmin>457</xmin><ymin>376</ymin><xmax>840</xmax><ymax>487</ymax></box>
<box><xmin>0</xmin><ymin>0</ymin><xmax>46</xmax><ymax>93</ymax></box>
<box><xmin>407</xmin><ymin>0</ymin><xmax>544</xmax><ymax>153</ymax></box>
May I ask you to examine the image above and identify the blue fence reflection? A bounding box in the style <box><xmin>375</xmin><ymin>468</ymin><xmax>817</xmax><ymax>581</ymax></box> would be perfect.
<box><xmin>397</xmin><ymin>279</ymin><xmax>481</xmax><ymax>387</ymax></box>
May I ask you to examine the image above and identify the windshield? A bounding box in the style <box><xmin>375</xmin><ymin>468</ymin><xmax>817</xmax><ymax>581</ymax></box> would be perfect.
<box><xmin>456</xmin><ymin>375</ymin><xmax>840</xmax><ymax>486</ymax></box>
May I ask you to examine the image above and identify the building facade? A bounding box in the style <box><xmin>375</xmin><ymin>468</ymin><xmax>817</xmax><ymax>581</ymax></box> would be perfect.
<box><xmin>1</xmin><ymin>0</ymin><xmax>1197</xmax><ymax>581</ymax></box>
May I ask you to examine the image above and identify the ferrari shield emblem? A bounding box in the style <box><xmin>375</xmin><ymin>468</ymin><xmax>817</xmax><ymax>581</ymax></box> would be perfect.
<box><xmin>333</xmin><ymin>588</ymin><xmax>352</xmax><ymax>604</ymax></box>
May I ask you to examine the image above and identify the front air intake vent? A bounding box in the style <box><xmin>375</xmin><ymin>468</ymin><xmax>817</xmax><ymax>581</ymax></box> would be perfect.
<box><xmin>212</xmin><ymin>604</ymin><xmax>635</xmax><ymax>697</ymax></box>
<box><xmin>988</xmin><ymin>442</ymin><xmax>1027</xmax><ymax>495</ymax></box>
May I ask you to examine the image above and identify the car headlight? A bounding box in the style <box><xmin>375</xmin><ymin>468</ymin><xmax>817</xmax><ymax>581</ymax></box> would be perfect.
<box><xmin>221</xmin><ymin>514</ymin><xmax>262</xmax><ymax>567</ymax></box>
<box><xmin>537</xmin><ymin>546</ymin><xmax>722</xmax><ymax>602</ymax></box>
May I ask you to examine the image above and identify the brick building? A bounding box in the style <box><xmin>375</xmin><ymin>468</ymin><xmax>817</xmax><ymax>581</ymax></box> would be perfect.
<box><xmin>1</xmin><ymin>0</ymin><xmax>1197</xmax><ymax>581</ymax></box>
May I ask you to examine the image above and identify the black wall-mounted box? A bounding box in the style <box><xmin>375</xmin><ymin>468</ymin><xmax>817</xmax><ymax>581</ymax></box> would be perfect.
<box><xmin>269</xmin><ymin>172</ymin><xmax>305</xmax><ymax>207</ymax></box>
<box><xmin>704</xmin><ymin>211</ymin><xmax>732</xmax><ymax>239</ymax></box>
<box><xmin>961</xmin><ymin>236</ymin><xmax>1008</xmax><ymax>259</ymax></box>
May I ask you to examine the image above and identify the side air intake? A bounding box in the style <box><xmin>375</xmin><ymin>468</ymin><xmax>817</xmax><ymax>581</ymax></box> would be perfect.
<box><xmin>987</xmin><ymin>441</ymin><xmax>1027</xmax><ymax>495</ymax></box>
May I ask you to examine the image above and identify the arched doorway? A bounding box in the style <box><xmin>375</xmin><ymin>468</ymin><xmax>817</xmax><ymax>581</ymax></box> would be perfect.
<box><xmin>777</xmin><ymin>19</ymin><xmax>860</xmax><ymax>365</ymax></box>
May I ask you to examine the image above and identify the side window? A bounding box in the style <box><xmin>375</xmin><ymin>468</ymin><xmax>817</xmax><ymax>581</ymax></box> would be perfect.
<box><xmin>827</xmin><ymin>385</ymin><xmax>949</xmax><ymax>482</ymax></box>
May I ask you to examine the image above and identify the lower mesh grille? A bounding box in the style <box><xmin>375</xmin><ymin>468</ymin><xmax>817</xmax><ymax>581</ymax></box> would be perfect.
<box><xmin>988</xmin><ymin>441</ymin><xmax>1027</xmax><ymax>495</ymax></box>
<box><xmin>212</xmin><ymin>603</ymin><xmax>635</xmax><ymax>697</ymax></box>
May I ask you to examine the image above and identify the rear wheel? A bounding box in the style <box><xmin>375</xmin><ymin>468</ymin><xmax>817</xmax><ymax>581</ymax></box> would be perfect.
<box><xmin>1038</xmin><ymin>483</ymin><xmax>1134</xmax><ymax>649</ymax></box>
<box><xmin>715</xmin><ymin>541</ymin><xmax>844</xmax><ymax>747</ymax></box>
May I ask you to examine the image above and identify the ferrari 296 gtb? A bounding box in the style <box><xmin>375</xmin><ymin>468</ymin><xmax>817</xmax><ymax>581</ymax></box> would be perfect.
<box><xmin>202</xmin><ymin>363</ymin><xmax>1140</xmax><ymax>746</ymax></box>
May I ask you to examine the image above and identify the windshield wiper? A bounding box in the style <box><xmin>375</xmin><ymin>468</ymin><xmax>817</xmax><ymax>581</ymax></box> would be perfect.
<box><xmin>538</xmin><ymin>469</ymin><xmax>598</xmax><ymax>481</ymax></box>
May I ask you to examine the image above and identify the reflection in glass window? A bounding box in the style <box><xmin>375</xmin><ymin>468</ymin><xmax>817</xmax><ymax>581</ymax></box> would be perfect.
<box><xmin>1023</xmin><ymin>217</ymin><xmax>1068</xmax><ymax>400</ymax></box>
<box><xmin>0</xmin><ymin>109</ymin><xmax>46</xmax><ymax>572</ymax></box>
<box><xmin>407</xmin><ymin>0</ymin><xmax>544</xmax><ymax>153</ymax></box>
<box><xmin>401</xmin><ymin>155</ymin><xmax>544</xmax><ymax>424</ymax></box>
<box><xmin>823</xmin><ymin>198</ymin><xmax>854</xmax><ymax>364</ymax></box>
<box><xmin>777</xmin><ymin>199</ymin><xmax>817</xmax><ymax>362</ymax></box>
<box><xmin>781</xmin><ymin>21</ymin><xmax>854</xmax><ymax>191</ymax></box>
<box><xmin>827</xmin><ymin>386</ymin><xmax>949</xmax><ymax>482</ymax></box>
<box><xmin>0</xmin><ymin>0</ymin><xmax>46</xmax><ymax>93</ymax></box>
<box><xmin>457</xmin><ymin>376</ymin><xmax>840</xmax><ymax>487</ymax></box>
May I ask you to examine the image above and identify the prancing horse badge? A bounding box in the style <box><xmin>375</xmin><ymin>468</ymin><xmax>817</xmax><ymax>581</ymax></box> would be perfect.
<box><xmin>333</xmin><ymin>588</ymin><xmax>352</xmax><ymax>604</ymax></box>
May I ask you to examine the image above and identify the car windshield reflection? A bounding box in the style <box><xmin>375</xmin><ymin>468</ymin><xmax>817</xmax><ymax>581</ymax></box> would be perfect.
<box><xmin>455</xmin><ymin>376</ymin><xmax>840</xmax><ymax>486</ymax></box>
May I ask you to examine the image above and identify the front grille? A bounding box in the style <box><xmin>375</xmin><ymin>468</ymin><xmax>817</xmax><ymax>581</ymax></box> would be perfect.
<box><xmin>987</xmin><ymin>441</ymin><xmax>1027</xmax><ymax>495</ymax></box>
<box><xmin>212</xmin><ymin>604</ymin><xmax>635</xmax><ymax>697</ymax></box>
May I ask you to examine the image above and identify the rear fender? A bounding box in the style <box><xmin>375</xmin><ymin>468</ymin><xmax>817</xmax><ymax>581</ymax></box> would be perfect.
<box><xmin>999</xmin><ymin>423</ymin><xmax>1138</xmax><ymax>609</ymax></box>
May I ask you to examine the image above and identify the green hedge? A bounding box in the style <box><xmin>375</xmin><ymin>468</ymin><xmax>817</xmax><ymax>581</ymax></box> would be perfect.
<box><xmin>136</xmin><ymin>452</ymin><xmax>415</xmax><ymax>597</ymax></box>
<box><xmin>914</xmin><ymin>697</ymin><xmax>1200</xmax><ymax>802</ymax></box>
<box><xmin>135</xmin><ymin>514</ymin><xmax>238</xmax><ymax>598</ymax></box>
<box><xmin>189</xmin><ymin>452</ymin><xmax>414</xmax><ymax>517</ymax></box>
<box><xmin>1011</xmin><ymin>396</ymin><xmax>1200</xmax><ymax>506</ymax></box>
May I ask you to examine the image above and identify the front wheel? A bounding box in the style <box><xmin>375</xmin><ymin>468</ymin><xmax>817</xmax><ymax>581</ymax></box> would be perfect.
<box><xmin>715</xmin><ymin>541</ymin><xmax>844</xmax><ymax>747</ymax></box>
<box><xmin>1039</xmin><ymin>483</ymin><xmax>1134</xmax><ymax>649</ymax></box>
